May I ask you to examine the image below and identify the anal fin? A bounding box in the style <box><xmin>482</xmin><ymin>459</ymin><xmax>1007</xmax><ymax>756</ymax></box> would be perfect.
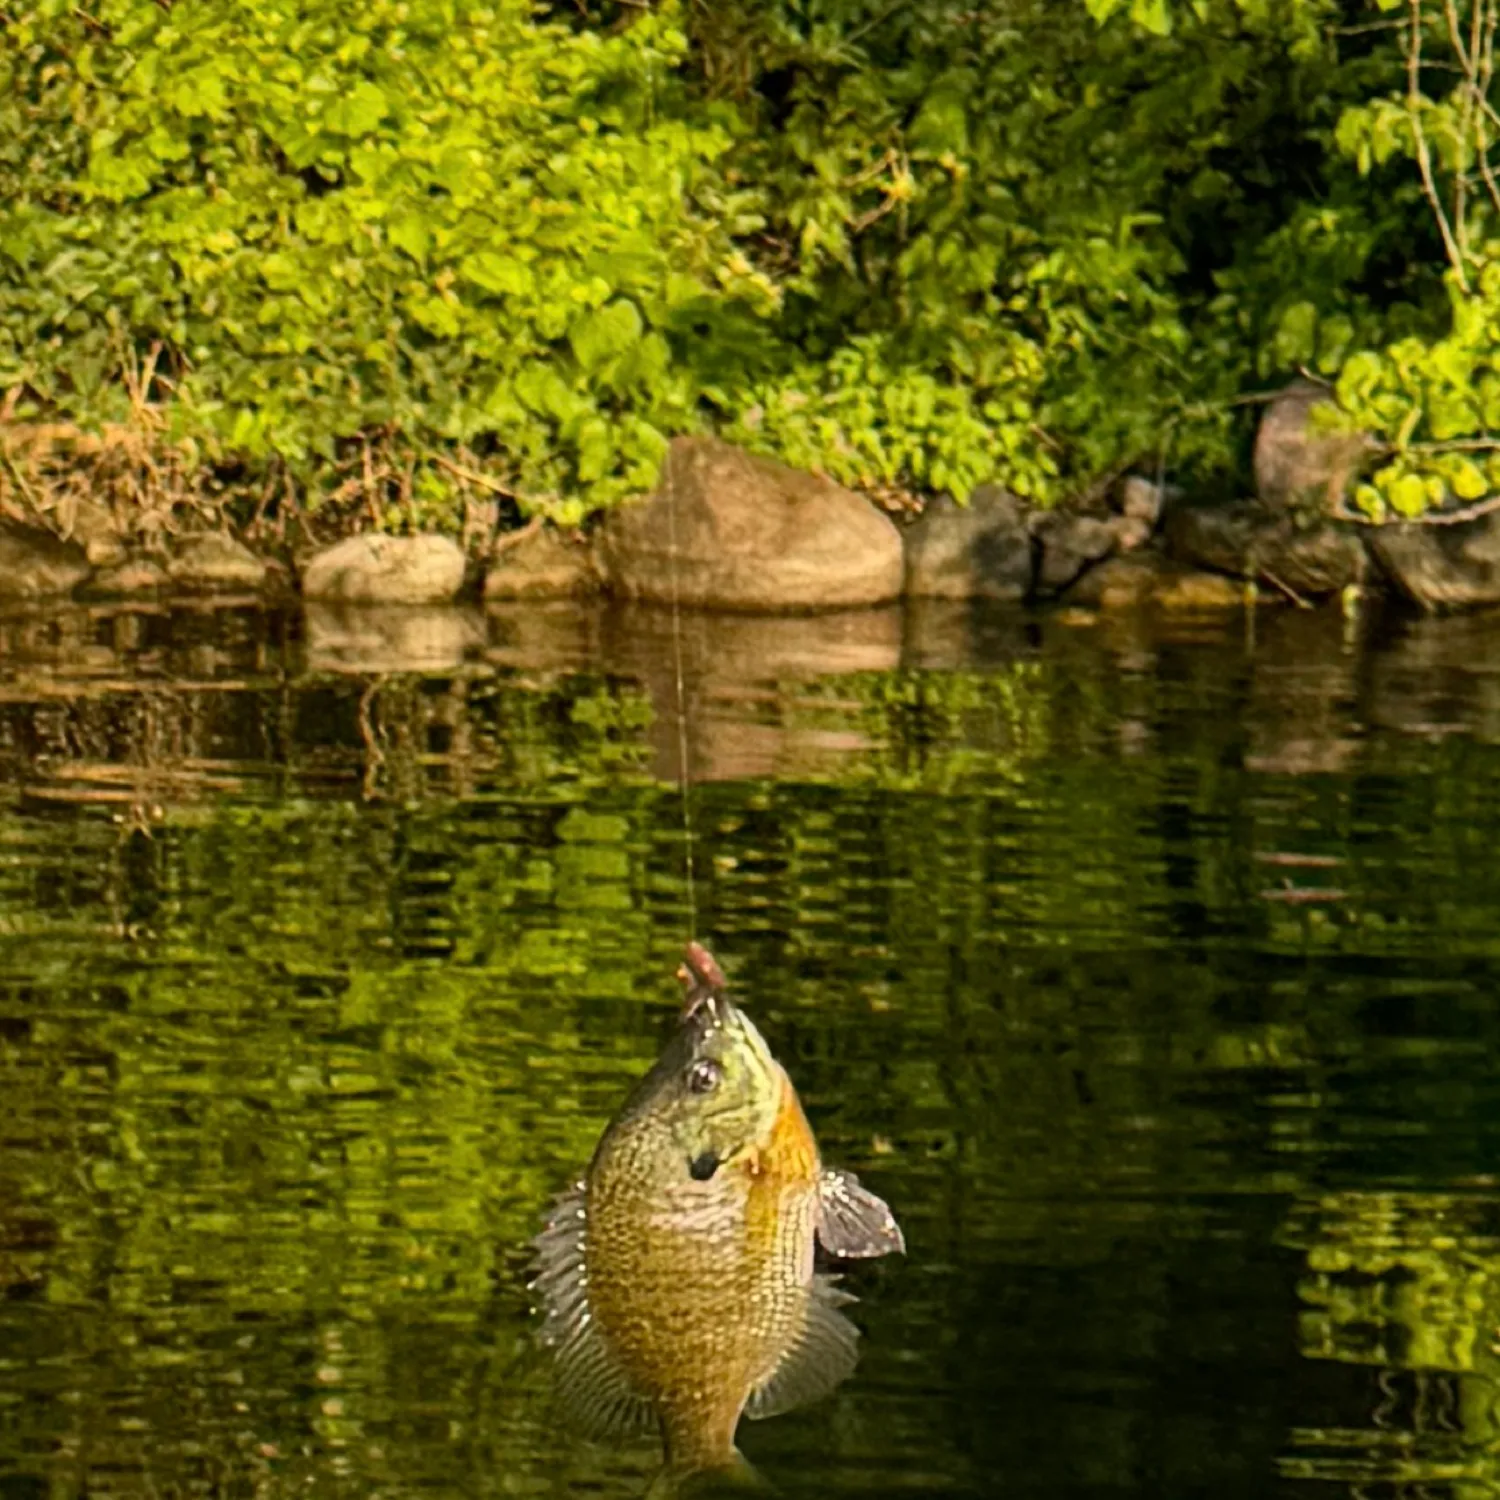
<box><xmin>744</xmin><ymin>1275</ymin><xmax>859</xmax><ymax>1422</ymax></box>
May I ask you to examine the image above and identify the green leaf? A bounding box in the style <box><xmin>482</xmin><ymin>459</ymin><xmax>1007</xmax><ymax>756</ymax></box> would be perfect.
<box><xmin>1451</xmin><ymin>458</ymin><xmax>1488</xmax><ymax>500</ymax></box>
<box><xmin>569</xmin><ymin>300</ymin><xmax>643</xmax><ymax>372</ymax></box>
<box><xmin>1388</xmin><ymin>472</ymin><xmax>1429</xmax><ymax>517</ymax></box>
<box><xmin>461</xmin><ymin>253</ymin><xmax>534</xmax><ymax>297</ymax></box>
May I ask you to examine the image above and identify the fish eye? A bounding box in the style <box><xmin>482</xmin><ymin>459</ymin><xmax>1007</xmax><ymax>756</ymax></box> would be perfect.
<box><xmin>687</xmin><ymin>1058</ymin><xmax>723</xmax><ymax>1095</ymax></box>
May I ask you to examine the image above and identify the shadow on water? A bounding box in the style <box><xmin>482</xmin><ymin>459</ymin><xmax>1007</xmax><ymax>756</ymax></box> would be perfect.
<box><xmin>4</xmin><ymin>595</ymin><xmax>1500</xmax><ymax>1495</ymax></box>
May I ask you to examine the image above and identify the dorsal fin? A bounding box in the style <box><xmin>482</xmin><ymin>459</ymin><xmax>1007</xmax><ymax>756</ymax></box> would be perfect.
<box><xmin>530</xmin><ymin>1183</ymin><xmax>656</xmax><ymax>1439</ymax></box>
<box><xmin>817</xmin><ymin>1168</ymin><xmax>906</xmax><ymax>1259</ymax></box>
<box><xmin>743</xmin><ymin>1275</ymin><xmax>860</xmax><ymax>1422</ymax></box>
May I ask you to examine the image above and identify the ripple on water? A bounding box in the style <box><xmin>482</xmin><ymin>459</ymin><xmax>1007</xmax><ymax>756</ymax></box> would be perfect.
<box><xmin>0</xmin><ymin>596</ymin><xmax>1498</xmax><ymax>1497</ymax></box>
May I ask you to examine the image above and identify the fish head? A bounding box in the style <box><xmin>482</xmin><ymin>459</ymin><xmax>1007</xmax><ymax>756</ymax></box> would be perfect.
<box><xmin>599</xmin><ymin>949</ymin><xmax>787</xmax><ymax>1185</ymax></box>
<box><xmin>649</xmin><ymin>986</ymin><xmax>784</xmax><ymax>1179</ymax></box>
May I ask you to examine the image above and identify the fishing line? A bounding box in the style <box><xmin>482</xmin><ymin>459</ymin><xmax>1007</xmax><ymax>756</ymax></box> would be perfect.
<box><xmin>665</xmin><ymin>455</ymin><xmax>699</xmax><ymax>940</ymax></box>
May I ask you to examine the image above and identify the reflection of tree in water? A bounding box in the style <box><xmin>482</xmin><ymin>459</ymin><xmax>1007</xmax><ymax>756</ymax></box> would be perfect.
<box><xmin>1283</xmin><ymin>1191</ymin><xmax>1500</xmax><ymax>1495</ymax></box>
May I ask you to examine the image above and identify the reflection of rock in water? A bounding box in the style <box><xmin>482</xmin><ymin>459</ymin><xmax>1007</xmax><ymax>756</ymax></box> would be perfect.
<box><xmin>303</xmin><ymin>603</ymin><xmax>485</xmax><ymax>675</ymax></box>
<box><xmin>1281</xmin><ymin>1189</ymin><xmax>1500</xmax><ymax>1490</ymax></box>
<box><xmin>485</xmin><ymin>599</ymin><xmax>604</xmax><ymax>674</ymax></box>
<box><xmin>1368</xmin><ymin>611</ymin><xmax>1500</xmax><ymax>745</ymax></box>
<box><xmin>1242</xmin><ymin>608</ymin><xmax>1363</xmax><ymax>775</ymax></box>
<box><xmin>602</xmin><ymin>604</ymin><xmax>902</xmax><ymax>783</ymax></box>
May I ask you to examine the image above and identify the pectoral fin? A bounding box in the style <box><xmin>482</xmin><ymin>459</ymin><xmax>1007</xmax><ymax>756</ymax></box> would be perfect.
<box><xmin>816</xmin><ymin>1168</ymin><xmax>905</xmax><ymax>1259</ymax></box>
<box><xmin>530</xmin><ymin>1182</ymin><xmax>655</xmax><ymax>1440</ymax></box>
<box><xmin>744</xmin><ymin>1276</ymin><xmax>859</xmax><ymax>1421</ymax></box>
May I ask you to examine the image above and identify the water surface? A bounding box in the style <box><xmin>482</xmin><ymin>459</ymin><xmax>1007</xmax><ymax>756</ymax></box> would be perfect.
<box><xmin>3</xmin><ymin>595</ymin><xmax>1500</xmax><ymax>1498</ymax></box>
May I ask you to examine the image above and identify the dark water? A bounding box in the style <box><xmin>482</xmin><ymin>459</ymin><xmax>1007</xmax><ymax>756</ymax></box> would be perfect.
<box><xmin>4</xmin><ymin>594</ymin><xmax>1500</xmax><ymax>1499</ymax></box>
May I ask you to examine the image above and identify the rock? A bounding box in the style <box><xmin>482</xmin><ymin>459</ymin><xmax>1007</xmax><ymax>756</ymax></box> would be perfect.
<box><xmin>1367</xmin><ymin>514</ymin><xmax>1500</xmax><ymax>610</ymax></box>
<box><xmin>1254</xmin><ymin>380</ymin><xmax>1372</xmax><ymax>515</ymax></box>
<box><xmin>53</xmin><ymin>496</ymin><xmax>126</xmax><ymax>565</ymax></box>
<box><xmin>1151</xmin><ymin>564</ymin><xmax>1254</xmax><ymax>611</ymax></box>
<box><xmin>301</xmin><ymin>533</ymin><xmax>466</xmax><ymax>605</ymax></box>
<box><xmin>1118</xmin><ymin>475</ymin><xmax>1166</xmax><ymax>529</ymax></box>
<box><xmin>1068</xmin><ymin>552</ymin><xmax>1253</xmax><ymax>611</ymax></box>
<box><xmin>598</xmin><ymin>437</ymin><xmax>903</xmax><ymax>611</ymax></box>
<box><xmin>483</xmin><ymin>524</ymin><xmax>600</xmax><ymax>601</ymax></box>
<box><xmin>902</xmin><ymin>485</ymin><xmax>1033</xmax><ymax>601</ymax></box>
<box><xmin>0</xmin><ymin>521</ymin><xmax>90</xmax><ymax>597</ymax></box>
<box><xmin>1031</xmin><ymin>512</ymin><xmax>1119</xmax><ymax>596</ymax></box>
<box><xmin>167</xmin><ymin>533</ymin><xmax>271</xmax><ymax>592</ymax></box>
<box><xmin>1109</xmin><ymin>513</ymin><xmax>1155</xmax><ymax>553</ymax></box>
<box><xmin>1166</xmin><ymin>501</ymin><xmax>1368</xmax><ymax>598</ymax></box>
<box><xmin>82</xmin><ymin>559</ymin><xmax>169</xmax><ymax>596</ymax></box>
<box><xmin>1066</xmin><ymin>553</ymin><xmax>1165</xmax><ymax>609</ymax></box>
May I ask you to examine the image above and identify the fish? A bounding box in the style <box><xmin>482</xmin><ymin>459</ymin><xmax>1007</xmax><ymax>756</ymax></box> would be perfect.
<box><xmin>531</xmin><ymin>942</ymin><xmax>904</xmax><ymax>1493</ymax></box>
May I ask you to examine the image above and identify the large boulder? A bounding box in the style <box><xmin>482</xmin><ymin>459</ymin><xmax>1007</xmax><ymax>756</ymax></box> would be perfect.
<box><xmin>483</xmin><ymin>523</ymin><xmax>600</xmax><ymax>601</ymax></box>
<box><xmin>903</xmin><ymin>485</ymin><xmax>1033</xmax><ymax>601</ymax></box>
<box><xmin>301</xmin><ymin>533</ymin><xmax>466</xmax><ymax>605</ymax></box>
<box><xmin>1254</xmin><ymin>380</ymin><xmax>1372</xmax><ymax>515</ymax></box>
<box><xmin>167</xmin><ymin>533</ymin><xmax>272</xmax><ymax>592</ymax></box>
<box><xmin>1166</xmin><ymin>501</ymin><xmax>1367</xmax><ymax>598</ymax></box>
<box><xmin>599</xmin><ymin>437</ymin><xmax>903</xmax><ymax>610</ymax></box>
<box><xmin>1367</xmin><ymin>515</ymin><xmax>1500</xmax><ymax>610</ymax></box>
<box><xmin>0</xmin><ymin>521</ymin><xmax>90</xmax><ymax>597</ymax></box>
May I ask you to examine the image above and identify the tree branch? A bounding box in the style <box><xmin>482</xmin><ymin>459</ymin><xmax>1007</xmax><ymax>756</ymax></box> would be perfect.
<box><xmin>1410</xmin><ymin>0</ymin><xmax>1471</xmax><ymax>289</ymax></box>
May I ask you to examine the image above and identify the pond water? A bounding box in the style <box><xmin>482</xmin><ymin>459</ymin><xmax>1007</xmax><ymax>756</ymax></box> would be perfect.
<box><xmin>4</xmin><ymin>594</ymin><xmax>1500</xmax><ymax>1499</ymax></box>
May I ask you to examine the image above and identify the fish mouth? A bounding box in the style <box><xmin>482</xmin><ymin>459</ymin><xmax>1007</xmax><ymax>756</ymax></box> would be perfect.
<box><xmin>674</xmin><ymin>942</ymin><xmax>778</xmax><ymax>1076</ymax></box>
<box><xmin>677</xmin><ymin>941</ymin><xmax>726</xmax><ymax>1021</ymax></box>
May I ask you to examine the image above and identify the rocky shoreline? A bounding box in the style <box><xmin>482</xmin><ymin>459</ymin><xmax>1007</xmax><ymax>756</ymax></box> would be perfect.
<box><xmin>4</xmin><ymin>382</ymin><xmax>1498</xmax><ymax>616</ymax></box>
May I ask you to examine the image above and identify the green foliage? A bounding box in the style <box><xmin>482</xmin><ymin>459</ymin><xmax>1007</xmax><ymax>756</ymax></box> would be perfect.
<box><xmin>0</xmin><ymin>0</ymin><xmax>757</xmax><ymax>525</ymax></box>
<box><xmin>0</xmin><ymin>0</ymin><xmax>1487</xmax><ymax>525</ymax></box>
<box><xmin>685</xmin><ymin>0</ymin><xmax>1414</xmax><ymax>502</ymax></box>
<box><xmin>725</xmin><ymin>335</ymin><xmax>1054</xmax><ymax>501</ymax></box>
<box><xmin>1322</xmin><ymin>3</ymin><xmax>1500</xmax><ymax>520</ymax></box>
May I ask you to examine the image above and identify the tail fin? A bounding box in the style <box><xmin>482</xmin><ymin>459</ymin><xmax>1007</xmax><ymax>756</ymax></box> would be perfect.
<box><xmin>644</xmin><ymin>1450</ymin><xmax>772</xmax><ymax>1498</ymax></box>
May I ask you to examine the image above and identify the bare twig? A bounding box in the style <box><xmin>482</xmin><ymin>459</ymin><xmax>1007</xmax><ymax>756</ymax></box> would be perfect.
<box><xmin>1260</xmin><ymin>569</ymin><xmax>1313</xmax><ymax>608</ymax></box>
<box><xmin>431</xmin><ymin>452</ymin><xmax>522</xmax><ymax>499</ymax></box>
<box><xmin>1410</xmin><ymin>0</ymin><xmax>1471</xmax><ymax>288</ymax></box>
<box><xmin>1335</xmin><ymin>490</ymin><xmax>1500</xmax><ymax>526</ymax></box>
<box><xmin>490</xmin><ymin>514</ymin><xmax>544</xmax><ymax>554</ymax></box>
<box><xmin>1448</xmin><ymin>0</ymin><xmax>1475</xmax><ymax>251</ymax></box>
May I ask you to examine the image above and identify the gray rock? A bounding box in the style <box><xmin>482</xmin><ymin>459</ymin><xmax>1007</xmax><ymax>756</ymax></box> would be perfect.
<box><xmin>1254</xmin><ymin>380</ymin><xmax>1372</xmax><ymax>515</ymax></box>
<box><xmin>599</xmin><ymin>437</ymin><xmax>903</xmax><ymax>611</ymax></box>
<box><xmin>1118</xmin><ymin>475</ymin><xmax>1166</xmax><ymax>528</ymax></box>
<box><xmin>1031</xmin><ymin>512</ymin><xmax>1119</xmax><ymax>596</ymax></box>
<box><xmin>301</xmin><ymin>533</ymin><xmax>466</xmax><ymax>605</ymax></box>
<box><xmin>903</xmin><ymin>485</ymin><xmax>1033</xmax><ymax>601</ymax></box>
<box><xmin>0</xmin><ymin>521</ymin><xmax>90</xmax><ymax>597</ymax></box>
<box><xmin>168</xmin><ymin>533</ymin><xmax>271</xmax><ymax>592</ymax></box>
<box><xmin>1166</xmin><ymin>501</ymin><xmax>1367</xmax><ymax>598</ymax></box>
<box><xmin>483</xmin><ymin>524</ymin><xmax>600</xmax><ymax>601</ymax></box>
<box><xmin>1109</xmin><ymin>513</ymin><xmax>1155</xmax><ymax>553</ymax></box>
<box><xmin>1368</xmin><ymin>514</ymin><xmax>1500</xmax><ymax>610</ymax></box>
